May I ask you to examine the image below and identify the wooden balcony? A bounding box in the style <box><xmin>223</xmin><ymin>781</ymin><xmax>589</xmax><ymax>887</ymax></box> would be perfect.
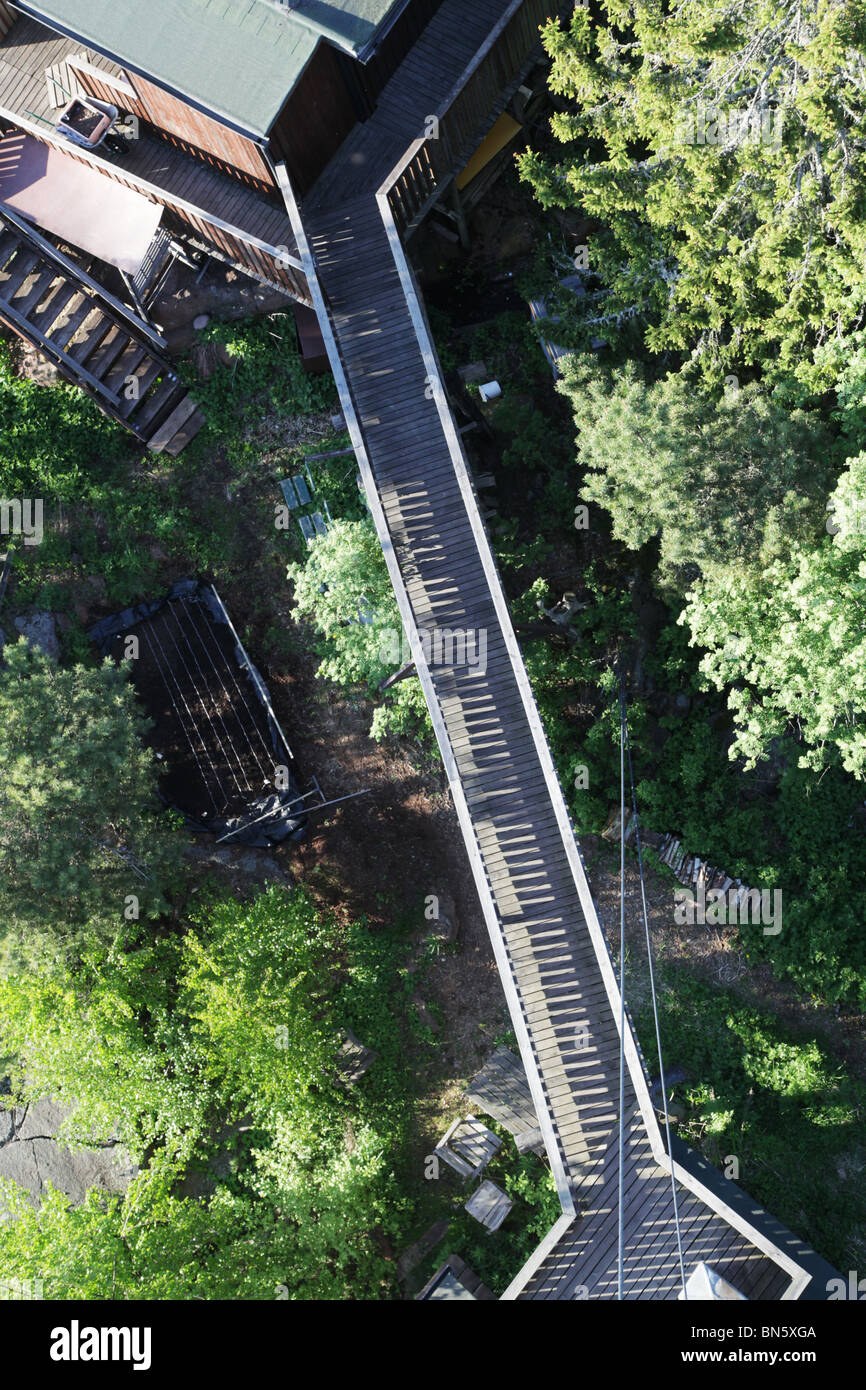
<box><xmin>0</xmin><ymin>12</ymin><xmax>309</xmax><ymax>302</ymax></box>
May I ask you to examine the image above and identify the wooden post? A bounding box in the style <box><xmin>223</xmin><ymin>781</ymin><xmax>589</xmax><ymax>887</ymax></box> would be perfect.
<box><xmin>449</xmin><ymin>180</ymin><xmax>470</xmax><ymax>249</ymax></box>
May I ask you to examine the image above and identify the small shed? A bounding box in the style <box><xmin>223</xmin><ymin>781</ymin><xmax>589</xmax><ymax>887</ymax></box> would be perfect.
<box><xmin>416</xmin><ymin>1254</ymin><xmax>496</xmax><ymax>1302</ymax></box>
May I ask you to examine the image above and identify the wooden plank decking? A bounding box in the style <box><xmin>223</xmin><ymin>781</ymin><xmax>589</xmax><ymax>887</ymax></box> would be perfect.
<box><xmin>290</xmin><ymin>0</ymin><xmax>818</xmax><ymax>1300</ymax></box>
<box><xmin>466</xmin><ymin>1046</ymin><xmax>544</xmax><ymax>1153</ymax></box>
<box><xmin>0</xmin><ymin>15</ymin><xmax>305</xmax><ymax>296</ymax></box>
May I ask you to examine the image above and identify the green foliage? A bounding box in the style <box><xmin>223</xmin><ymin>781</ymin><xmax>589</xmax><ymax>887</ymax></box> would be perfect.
<box><xmin>0</xmin><ymin>938</ymin><xmax>205</xmax><ymax>1159</ymax></box>
<box><xmin>415</xmin><ymin>1128</ymin><xmax>559</xmax><ymax>1297</ymax></box>
<box><xmin>560</xmin><ymin>355</ymin><xmax>834</xmax><ymax>588</ymax></box>
<box><xmin>682</xmin><ymin>451</ymin><xmax>866</xmax><ymax>777</ymax></box>
<box><xmin>304</xmin><ymin>434</ymin><xmax>368</xmax><ymax>523</ymax></box>
<box><xmin>0</xmin><ymin>887</ymin><xmax>417</xmax><ymax>1299</ymax></box>
<box><xmin>520</xmin><ymin>1</ymin><xmax>866</xmax><ymax>389</ymax></box>
<box><xmin>0</xmin><ymin>642</ymin><xmax>182</xmax><ymax>972</ymax></box>
<box><xmin>0</xmin><ymin>341</ymin><xmax>127</xmax><ymax>500</ymax></box>
<box><xmin>632</xmin><ymin>655</ymin><xmax>866</xmax><ymax>1005</ymax></box>
<box><xmin>635</xmin><ymin>971</ymin><xmax>866</xmax><ymax>1268</ymax></box>
<box><xmin>516</xmin><ymin>569</ymin><xmax>635</xmax><ymax>833</ymax></box>
<box><xmin>190</xmin><ymin>315</ymin><xmax>335</xmax><ymax>464</ymax></box>
<box><xmin>287</xmin><ymin>516</ymin><xmax>432</xmax><ymax>743</ymax></box>
<box><xmin>180</xmin><ymin>888</ymin><xmax>342</xmax><ymax>1134</ymax></box>
<box><xmin>0</xmin><ymin>1152</ymin><xmax>396</xmax><ymax>1300</ymax></box>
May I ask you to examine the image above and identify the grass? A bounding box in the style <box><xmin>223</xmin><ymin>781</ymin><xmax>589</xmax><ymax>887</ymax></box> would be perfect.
<box><xmin>635</xmin><ymin>967</ymin><xmax>866</xmax><ymax>1272</ymax></box>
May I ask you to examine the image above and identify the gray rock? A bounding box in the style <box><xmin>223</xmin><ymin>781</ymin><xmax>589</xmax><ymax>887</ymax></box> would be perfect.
<box><xmin>425</xmin><ymin>890</ymin><xmax>459</xmax><ymax>947</ymax></box>
<box><xmin>186</xmin><ymin>843</ymin><xmax>292</xmax><ymax>885</ymax></box>
<box><xmin>0</xmin><ymin>1096</ymin><xmax>136</xmax><ymax>1209</ymax></box>
<box><xmin>12</xmin><ymin>612</ymin><xmax>60</xmax><ymax>661</ymax></box>
<box><xmin>15</xmin><ymin>1098</ymin><xmax>66</xmax><ymax>1141</ymax></box>
<box><xmin>0</xmin><ymin>1107</ymin><xmax>15</xmax><ymax>1146</ymax></box>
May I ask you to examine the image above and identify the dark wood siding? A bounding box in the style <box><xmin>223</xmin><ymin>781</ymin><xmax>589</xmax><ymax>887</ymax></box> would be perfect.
<box><xmin>0</xmin><ymin>2</ymin><xmax>15</xmax><ymax>37</ymax></box>
<box><xmin>267</xmin><ymin>42</ymin><xmax>357</xmax><ymax>196</ymax></box>
<box><xmin>76</xmin><ymin>66</ymin><xmax>275</xmax><ymax>191</ymax></box>
<box><xmin>268</xmin><ymin>0</ymin><xmax>446</xmax><ymax>196</ymax></box>
<box><xmin>359</xmin><ymin>0</ymin><xmax>446</xmax><ymax>103</ymax></box>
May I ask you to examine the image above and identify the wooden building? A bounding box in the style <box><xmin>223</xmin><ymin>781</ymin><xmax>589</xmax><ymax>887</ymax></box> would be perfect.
<box><xmin>0</xmin><ymin>0</ymin><xmax>455</xmax><ymax>439</ymax></box>
<box><xmin>0</xmin><ymin>1</ymin><xmax>452</xmax><ymax>302</ymax></box>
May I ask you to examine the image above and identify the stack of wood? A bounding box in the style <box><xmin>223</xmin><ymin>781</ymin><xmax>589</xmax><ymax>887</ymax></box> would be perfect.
<box><xmin>601</xmin><ymin>809</ymin><xmax>756</xmax><ymax>905</ymax></box>
<box><xmin>654</xmin><ymin>833</ymin><xmax>756</xmax><ymax>904</ymax></box>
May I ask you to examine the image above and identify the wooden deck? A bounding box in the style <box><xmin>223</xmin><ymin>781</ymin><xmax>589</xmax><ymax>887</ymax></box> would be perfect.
<box><xmin>508</xmin><ymin>1118</ymin><xmax>791</xmax><ymax>1301</ymax></box>
<box><xmin>0</xmin><ymin>14</ymin><xmax>307</xmax><ymax>299</ymax></box>
<box><xmin>287</xmin><ymin>0</ymin><xmax>821</xmax><ymax>1300</ymax></box>
<box><xmin>466</xmin><ymin>1046</ymin><xmax>545</xmax><ymax>1154</ymax></box>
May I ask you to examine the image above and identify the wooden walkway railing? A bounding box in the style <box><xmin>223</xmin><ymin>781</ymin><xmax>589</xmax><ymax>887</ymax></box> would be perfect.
<box><xmin>285</xmin><ymin>0</ymin><xmax>818</xmax><ymax>1299</ymax></box>
<box><xmin>382</xmin><ymin>0</ymin><xmax>549</xmax><ymax>236</ymax></box>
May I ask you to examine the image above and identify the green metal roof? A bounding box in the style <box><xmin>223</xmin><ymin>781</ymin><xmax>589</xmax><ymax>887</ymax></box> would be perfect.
<box><xmin>20</xmin><ymin>0</ymin><xmax>406</xmax><ymax>137</ymax></box>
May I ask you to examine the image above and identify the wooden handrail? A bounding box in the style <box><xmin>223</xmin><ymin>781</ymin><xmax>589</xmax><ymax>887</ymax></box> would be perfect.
<box><xmin>377</xmin><ymin>0</ymin><xmax>528</xmax><ymax>197</ymax></box>
<box><xmin>377</xmin><ymin>0</ymin><xmax>550</xmax><ymax>236</ymax></box>
<box><xmin>0</xmin><ymin>201</ymin><xmax>168</xmax><ymax>349</ymax></box>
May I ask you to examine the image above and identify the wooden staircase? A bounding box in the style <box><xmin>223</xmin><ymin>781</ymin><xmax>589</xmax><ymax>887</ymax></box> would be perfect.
<box><xmin>0</xmin><ymin>207</ymin><xmax>203</xmax><ymax>454</ymax></box>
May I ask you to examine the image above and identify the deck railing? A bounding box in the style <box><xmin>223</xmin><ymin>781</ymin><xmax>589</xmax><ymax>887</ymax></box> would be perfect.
<box><xmin>379</xmin><ymin>0</ymin><xmax>554</xmax><ymax>235</ymax></box>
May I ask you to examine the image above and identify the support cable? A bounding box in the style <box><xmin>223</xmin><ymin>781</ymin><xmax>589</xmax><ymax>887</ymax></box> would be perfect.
<box><xmin>617</xmin><ymin>677</ymin><xmax>627</xmax><ymax>1300</ymax></box>
<box><xmin>621</xmin><ymin>677</ymin><xmax>689</xmax><ymax>1300</ymax></box>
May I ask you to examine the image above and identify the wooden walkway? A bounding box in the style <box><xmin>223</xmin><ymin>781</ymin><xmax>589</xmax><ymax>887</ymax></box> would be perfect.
<box><xmin>292</xmin><ymin>0</ymin><xmax>824</xmax><ymax>1300</ymax></box>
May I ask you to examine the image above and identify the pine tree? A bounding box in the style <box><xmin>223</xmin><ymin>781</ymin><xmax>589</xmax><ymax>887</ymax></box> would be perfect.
<box><xmin>520</xmin><ymin>0</ymin><xmax>866</xmax><ymax>388</ymax></box>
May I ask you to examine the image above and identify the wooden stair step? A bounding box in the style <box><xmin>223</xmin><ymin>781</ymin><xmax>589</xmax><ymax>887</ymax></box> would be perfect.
<box><xmin>0</xmin><ymin>248</ymin><xmax>40</xmax><ymax>299</ymax></box>
<box><xmin>131</xmin><ymin>375</ymin><xmax>184</xmax><ymax>436</ymax></box>
<box><xmin>30</xmin><ymin>281</ymin><xmax>78</xmax><ymax>334</ymax></box>
<box><xmin>51</xmin><ymin>297</ymin><xmax>98</xmax><ymax>353</ymax></box>
<box><xmin>147</xmin><ymin>393</ymin><xmax>198</xmax><ymax>452</ymax></box>
<box><xmin>68</xmin><ymin>312</ymin><xmax>114</xmax><ymax>365</ymax></box>
<box><xmin>88</xmin><ymin>326</ymin><xmax>131</xmax><ymax>380</ymax></box>
<box><xmin>103</xmin><ymin>344</ymin><xmax>148</xmax><ymax>397</ymax></box>
<box><xmin>14</xmin><ymin>267</ymin><xmax>60</xmax><ymax>320</ymax></box>
<box><xmin>119</xmin><ymin>358</ymin><xmax>166</xmax><ymax>419</ymax></box>
<box><xmin>0</xmin><ymin>230</ymin><xmax>22</xmax><ymax>269</ymax></box>
<box><xmin>163</xmin><ymin>404</ymin><xmax>205</xmax><ymax>457</ymax></box>
<box><xmin>46</xmin><ymin>292</ymin><xmax>91</xmax><ymax>351</ymax></box>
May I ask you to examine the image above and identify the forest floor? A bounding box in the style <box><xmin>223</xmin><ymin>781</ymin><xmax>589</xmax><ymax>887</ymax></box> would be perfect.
<box><xmin>4</xmin><ymin>141</ymin><xmax>864</xmax><ymax>1290</ymax></box>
